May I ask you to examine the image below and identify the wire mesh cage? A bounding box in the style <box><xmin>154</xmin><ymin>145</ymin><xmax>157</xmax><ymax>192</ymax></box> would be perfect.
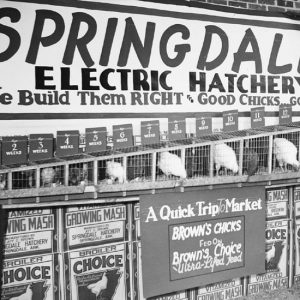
<box><xmin>12</xmin><ymin>169</ymin><xmax>36</xmax><ymax>189</ymax></box>
<box><xmin>69</xmin><ymin>162</ymin><xmax>93</xmax><ymax>186</ymax></box>
<box><xmin>40</xmin><ymin>165</ymin><xmax>65</xmax><ymax>187</ymax></box>
<box><xmin>98</xmin><ymin>157</ymin><xmax>124</xmax><ymax>184</ymax></box>
<box><xmin>272</xmin><ymin>131</ymin><xmax>300</xmax><ymax>173</ymax></box>
<box><xmin>156</xmin><ymin>148</ymin><xmax>186</xmax><ymax>181</ymax></box>
<box><xmin>213</xmin><ymin>140</ymin><xmax>240</xmax><ymax>176</ymax></box>
<box><xmin>185</xmin><ymin>145</ymin><xmax>210</xmax><ymax>179</ymax></box>
<box><xmin>243</xmin><ymin>136</ymin><xmax>269</xmax><ymax>176</ymax></box>
<box><xmin>127</xmin><ymin>153</ymin><xmax>152</xmax><ymax>182</ymax></box>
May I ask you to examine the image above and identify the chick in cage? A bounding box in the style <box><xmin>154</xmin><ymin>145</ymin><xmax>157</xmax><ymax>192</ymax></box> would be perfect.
<box><xmin>0</xmin><ymin>173</ymin><xmax>7</xmax><ymax>190</ymax></box>
<box><xmin>41</xmin><ymin>167</ymin><xmax>63</xmax><ymax>187</ymax></box>
<box><xmin>158</xmin><ymin>151</ymin><xmax>187</xmax><ymax>179</ymax></box>
<box><xmin>12</xmin><ymin>170</ymin><xmax>35</xmax><ymax>189</ymax></box>
<box><xmin>273</xmin><ymin>137</ymin><xmax>300</xmax><ymax>172</ymax></box>
<box><xmin>69</xmin><ymin>163</ymin><xmax>89</xmax><ymax>186</ymax></box>
<box><xmin>106</xmin><ymin>160</ymin><xmax>125</xmax><ymax>184</ymax></box>
<box><xmin>185</xmin><ymin>146</ymin><xmax>210</xmax><ymax>178</ymax></box>
<box><xmin>127</xmin><ymin>154</ymin><xmax>151</xmax><ymax>182</ymax></box>
<box><xmin>213</xmin><ymin>143</ymin><xmax>238</xmax><ymax>176</ymax></box>
<box><xmin>243</xmin><ymin>148</ymin><xmax>259</xmax><ymax>181</ymax></box>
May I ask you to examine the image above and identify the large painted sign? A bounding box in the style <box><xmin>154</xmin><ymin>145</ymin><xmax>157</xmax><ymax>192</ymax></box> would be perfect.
<box><xmin>1</xmin><ymin>0</ymin><xmax>300</xmax><ymax>119</ymax></box>
<box><xmin>140</xmin><ymin>187</ymin><xmax>266</xmax><ymax>298</ymax></box>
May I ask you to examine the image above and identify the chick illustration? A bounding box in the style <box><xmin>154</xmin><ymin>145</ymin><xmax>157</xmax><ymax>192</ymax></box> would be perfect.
<box><xmin>87</xmin><ymin>272</ymin><xmax>108</xmax><ymax>297</ymax></box>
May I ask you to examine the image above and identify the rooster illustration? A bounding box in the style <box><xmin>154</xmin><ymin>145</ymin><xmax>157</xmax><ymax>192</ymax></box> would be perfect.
<box><xmin>87</xmin><ymin>272</ymin><xmax>108</xmax><ymax>297</ymax></box>
<box><xmin>265</xmin><ymin>240</ymin><xmax>285</xmax><ymax>271</ymax></box>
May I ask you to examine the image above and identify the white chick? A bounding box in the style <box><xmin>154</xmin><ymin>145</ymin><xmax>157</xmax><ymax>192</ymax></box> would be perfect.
<box><xmin>106</xmin><ymin>161</ymin><xmax>125</xmax><ymax>183</ymax></box>
<box><xmin>87</xmin><ymin>272</ymin><xmax>108</xmax><ymax>297</ymax></box>
<box><xmin>10</xmin><ymin>284</ymin><xmax>32</xmax><ymax>300</ymax></box>
<box><xmin>273</xmin><ymin>137</ymin><xmax>300</xmax><ymax>171</ymax></box>
<box><xmin>41</xmin><ymin>167</ymin><xmax>56</xmax><ymax>187</ymax></box>
<box><xmin>214</xmin><ymin>143</ymin><xmax>238</xmax><ymax>175</ymax></box>
<box><xmin>158</xmin><ymin>151</ymin><xmax>187</xmax><ymax>179</ymax></box>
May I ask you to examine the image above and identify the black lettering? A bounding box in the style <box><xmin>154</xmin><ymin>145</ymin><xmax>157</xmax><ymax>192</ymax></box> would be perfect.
<box><xmin>232</xmin><ymin>28</ymin><xmax>262</xmax><ymax>73</ymax></box>
<box><xmin>61</xmin><ymin>67</ymin><xmax>78</xmax><ymax>90</ymax></box>
<box><xmin>35</xmin><ymin>66</ymin><xmax>55</xmax><ymax>89</ymax></box>
<box><xmin>197</xmin><ymin>25</ymin><xmax>228</xmax><ymax>70</ymax></box>
<box><xmin>160</xmin><ymin>24</ymin><xmax>190</xmax><ymax>67</ymax></box>
<box><xmin>26</xmin><ymin>10</ymin><xmax>64</xmax><ymax>64</ymax></box>
<box><xmin>118</xmin><ymin>17</ymin><xmax>155</xmax><ymax>68</ymax></box>
<box><xmin>0</xmin><ymin>8</ymin><xmax>21</xmax><ymax>62</ymax></box>
<box><xmin>99</xmin><ymin>18</ymin><xmax>118</xmax><ymax>66</ymax></box>
<box><xmin>63</xmin><ymin>12</ymin><xmax>96</xmax><ymax>67</ymax></box>
<box><xmin>268</xmin><ymin>33</ymin><xmax>292</xmax><ymax>74</ymax></box>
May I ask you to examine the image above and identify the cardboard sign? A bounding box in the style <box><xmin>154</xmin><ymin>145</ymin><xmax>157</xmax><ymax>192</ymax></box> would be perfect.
<box><xmin>223</xmin><ymin>110</ymin><xmax>238</xmax><ymax>132</ymax></box>
<box><xmin>196</xmin><ymin>114</ymin><xmax>212</xmax><ymax>137</ymax></box>
<box><xmin>195</xmin><ymin>278</ymin><xmax>243</xmax><ymax>300</ymax></box>
<box><xmin>2</xmin><ymin>253</ymin><xmax>60</xmax><ymax>300</ymax></box>
<box><xmin>140</xmin><ymin>187</ymin><xmax>266</xmax><ymax>298</ymax></box>
<box><xmin>266</xmin><ymin>189</ymin><xmax>289</xmax><ymax>219</ymax></box>
<box><xmin>132</xmin><ymin>242</ymin><xmax>191</xmax><ymax>300</ymax></box>
<box><xmin>62</xmin><ymin>204</ymin><xmax>128</xmax><ymax>251</ymax></box>
<box><xmin>113</xmin><ymin>124</ymin><xmax>133</xmax><ymax>149</ymax></box>
<box><xmin>141</xmin><ymin>120</ymin><xmax>160</xmax><ymax>145</ymax></box>
<box><xmin>4</xmin><ymin>209</ymin><xmax>58</xmax><ymax>257</ymax></box>
<box><xmin>168</xmin><ymin>117</ymin><xmax>186</xmax><ymax>140</ymax></box>
<box><xmin>56</xmin><ymin>130</ymin><xmax>79</xmax><ymax>157</ymax></box>
<box><xmin>64</xmin><ymin>242</ymin><xmax>131</xmax><ymax>300</ymax></box>
<box><xmin>29</xmin><ymin>134</ymin><xmax>54</xmax><ymax>161</ymax></box>
<box><xmin>279</xmin><ymin>104</ymin><xmax>292</xmax><ymax>124</ymax></box>
<box><xmin>247</xmin><ymin>219</ymin><xmax>289</xmax><ymax>295</ymax></box>
<box><xmin>2</xmin><ymin>136</ymin><xmax>28</xmax><ymax>165</ymax></box>
<box><xmin>251</xmin><ymin>107</ymin><xmax>265</xmax><ymax>129</ymax></box>
<box><xmin>85</xmin><ymin>127</ymin><xmax>107</xmax><ymax>153</ymax></box>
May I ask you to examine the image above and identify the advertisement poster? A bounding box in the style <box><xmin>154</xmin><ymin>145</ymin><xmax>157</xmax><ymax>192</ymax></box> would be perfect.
<box><xmin>140</xmin><ymin>187</ymin><xmax>266</xmax><ymax>298</ymax></box>
<box><xmin>62</xmin><ymin>204</ymin><xmax>128</xmax><ymax>251</ymax></box>
<box><xmin>195</xmin><ymin>278</ymin><xmax>244</xmax><ymax>300</ymax></box>
<box><xmin>132</xmin><ymin>242</ymin><xmax>191</xmax><ymax>300</ymax></box>
<box><xmin>266</xmin><ymin>189</ymin><xmax>289</xmax><ymax>220</ymax></box>
<box><xmin>64</xmin><ymin>242</ymin><xmax>131</xmax><ymax>300</ymax></box>
<box><xmin>1</xmin><ymin>253</ymin><xmax>60</xmax><ymax>300</ymax></box>
<box><xmin>4</xmin><ymin>209</ymin><xmax>59</xmax><ymax>257</ymax></box>
<box><xmin>247</xmin><ymin>219</ymin><xmax>289</xmax><ymax>295</ymax></box>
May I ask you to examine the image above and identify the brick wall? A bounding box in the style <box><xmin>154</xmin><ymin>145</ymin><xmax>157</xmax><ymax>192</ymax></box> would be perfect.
<box><xmin>140</xmin><ymin>0</ymin><xmax>300</xmax><ymax>17</ymax></box>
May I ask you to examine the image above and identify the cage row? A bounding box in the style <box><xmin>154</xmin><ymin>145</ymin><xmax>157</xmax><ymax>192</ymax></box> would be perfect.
<box><xmin>0</xmin><ymin>131</ymin><xmax>299</xmax><ymax>190</ymax></box>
